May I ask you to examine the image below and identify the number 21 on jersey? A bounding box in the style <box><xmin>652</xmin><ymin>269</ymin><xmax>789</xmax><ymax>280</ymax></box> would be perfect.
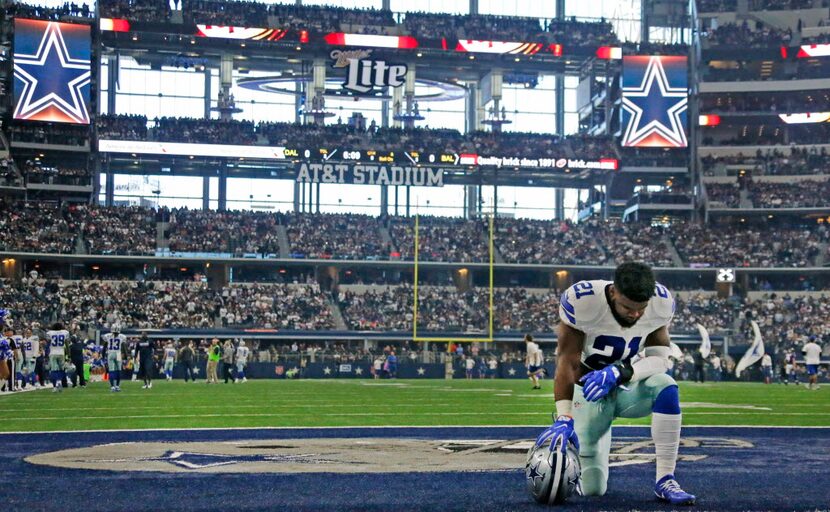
<box><xmin>584</xmin><ymin>335</ymin><xmax>642</xmax><ymax>369</ymax></box>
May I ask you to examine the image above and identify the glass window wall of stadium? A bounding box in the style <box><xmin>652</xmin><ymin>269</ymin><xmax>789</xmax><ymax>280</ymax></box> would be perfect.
<box><xmin>96</xmin><ymin>0</ymin><xmax>617</xmax><ymax>220</ymax></box>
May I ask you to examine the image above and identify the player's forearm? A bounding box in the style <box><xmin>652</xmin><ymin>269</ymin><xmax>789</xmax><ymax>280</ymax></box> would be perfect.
<box><xmin>553</xmin><ymin>355</ymin><xmax>580</xmax><ymax>405</ymax></box>
<box><xmin>630</xmin><ymin>346</ymin><xmax>672</xmax><ymax>382</ymax></box>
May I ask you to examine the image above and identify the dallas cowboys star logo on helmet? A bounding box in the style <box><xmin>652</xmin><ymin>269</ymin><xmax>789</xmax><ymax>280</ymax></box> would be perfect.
<box><xmin>525</xmin><ymin>461</ymin><xmax>545</xmax><ymax>484</ymax></box>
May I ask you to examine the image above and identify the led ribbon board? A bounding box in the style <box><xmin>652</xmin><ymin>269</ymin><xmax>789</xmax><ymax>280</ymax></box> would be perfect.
<box><xmin>13</xmin><ymin>19</ymin><xmax>91</xmax><ymax>124</ymax></box>
<box><xmin>621</xmin><ymin>55</ymin><xmax>688</xmax><ymax>148</ymax></box>
<box><xmin>196</xmin><ymin>25</ymin><xmax>287</xmax><ymax>41</ymax></box>
<box><xmin>796</xmin><ymin>44</ymin><xmax>830</xmax><ymax>58</ymax></box>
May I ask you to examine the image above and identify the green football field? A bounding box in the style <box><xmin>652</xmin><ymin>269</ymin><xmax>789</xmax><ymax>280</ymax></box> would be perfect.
<box><xmin>3</xmin><ymin>379</ymin><xmax>829</xmax><ymax>432</ymax></box>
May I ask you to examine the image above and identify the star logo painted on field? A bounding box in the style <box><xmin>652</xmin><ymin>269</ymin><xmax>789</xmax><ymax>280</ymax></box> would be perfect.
<box><xmin>526</xmin><ymin>462</ymin><xmax>545</xmax><ymax>484</ymax></box>
<box><xmin>621</xmin><ymin>56</ymin><xmax>687</xmax><ymax>148</ymax></box>
<box><xmin>13</xmin><ymin>21</ymin><xmax>91</xmax><ymax>124</ymax></box>
<box><xmin>88</xmin><ymin>450</ymin><xmax>338</xmax><ymax>470</ymax></box>
<box><xmin>323</xmin><ymin>367</ymin><xmax>332</xmax><ymax>375</ymax></box>
<box><xmin>354</xmin><ymin>367</ymin><xmax>363</xmax><ymax>375</ymax></box>
<box><xmin>416</xmin><ymin>367</ymin><xmax>425</xmax><ymax>376</ymax></box>
<box><xmin>508</xmin><ymin>368</ymin><xmax>516</xmax><ymax>376</ymax></box>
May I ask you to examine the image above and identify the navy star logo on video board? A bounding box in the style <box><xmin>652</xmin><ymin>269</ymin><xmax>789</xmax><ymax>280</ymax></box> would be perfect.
<box><xmin>621</xmin><ymin>56</ymin><xmax>687</xmax><ymax>148</ymax></box>
<box><xmin>13</xmin><ymin>19</ymin><xmax>91</xmax><ymax>124</ymax></box>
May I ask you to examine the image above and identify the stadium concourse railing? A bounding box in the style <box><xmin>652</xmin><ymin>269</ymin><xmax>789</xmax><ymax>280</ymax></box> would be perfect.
<box><xmin>7</xmin><ymin>250</ymin><xmax>830</xmax><ymax>271</ymax></box>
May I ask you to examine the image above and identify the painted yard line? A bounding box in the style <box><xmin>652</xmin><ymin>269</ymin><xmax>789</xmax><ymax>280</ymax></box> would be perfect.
<box><xmin>11</xmin><ymin>401</ymin><xmax>810</xmax><ymax>413</ymax></box>
<box><xmin>8</xmin><ymin>411</ymin><xmax>830</xmax><ymax>422</ymax></box>
<box><xmin>2</xmin><ymin>423</ymin><xmax>830</xmax><ymax>435</ymax></box>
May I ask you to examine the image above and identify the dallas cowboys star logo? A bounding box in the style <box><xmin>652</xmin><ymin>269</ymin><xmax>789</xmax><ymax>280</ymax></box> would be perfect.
<box><xmin>86</xmin><ymin>450</ymin><xmax>338</xmax><ymax>470</ymax></box>
<box><xmin>621</xmin><ymin>56</ymin><xmax>687</xmax><ymax>148</ymax></box>
<box><xmin>13</xmin><ymin>21</ymin><xmax>91</xmax><ymax>124</ymax></box>
<box><xmin>526</xmin><ymin>462</ymin><xmax>545</xmax><ymax>484</ymax></box>
<box><xmin>416</xmin><ymin>367</ymin><xmax>425</xmax><ymax>376</ymax></box>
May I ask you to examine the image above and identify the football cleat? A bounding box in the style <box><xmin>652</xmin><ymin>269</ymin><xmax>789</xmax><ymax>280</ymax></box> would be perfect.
<box><xmin>655</xmin><ymin>475</ymin><xmax>695</xmax><ymax>505</ymax></box>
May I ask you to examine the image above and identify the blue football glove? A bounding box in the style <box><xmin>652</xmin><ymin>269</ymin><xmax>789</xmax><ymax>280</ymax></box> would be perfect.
<box><xmin>579</xmin><ymin>365</ymin><xmax>620</xmax><ymax>402</ymax></box>
<box><xmin>535</xmin><ymin>415</ymin><xmax>579</xmax><ymax>454</ymax></box>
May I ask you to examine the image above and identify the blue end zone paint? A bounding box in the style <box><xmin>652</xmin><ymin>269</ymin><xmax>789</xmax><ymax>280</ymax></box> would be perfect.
<box><xmin>2</xmin><ymin>426</ymin><xmax>829</xmax><ymax>512</ymax></box>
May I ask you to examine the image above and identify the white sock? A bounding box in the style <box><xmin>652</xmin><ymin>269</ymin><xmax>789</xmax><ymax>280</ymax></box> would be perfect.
<box><xmin>652</xmin><ymin>412</ymin><xmax>682</xmax><ymax>482</ymax></box>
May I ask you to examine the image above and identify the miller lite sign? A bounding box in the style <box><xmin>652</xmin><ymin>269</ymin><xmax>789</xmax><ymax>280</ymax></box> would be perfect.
<box><xmin>331</xmin><ymin>49</ymin><xmax>407</xmax><ymax>95</ymax></box>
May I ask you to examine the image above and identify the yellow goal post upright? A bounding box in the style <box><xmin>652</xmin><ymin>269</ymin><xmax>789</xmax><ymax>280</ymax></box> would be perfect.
<box><xmin>411</xmin><ymin>212</ymin><xmax>495</xmax><ymax>345</ymax></box>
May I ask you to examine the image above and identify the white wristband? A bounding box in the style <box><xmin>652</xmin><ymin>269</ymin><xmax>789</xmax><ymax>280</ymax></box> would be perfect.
<box><xmin>555</xmin><ymin>399</ymin><xmax>573</xmax><ymax>418</ymax></box>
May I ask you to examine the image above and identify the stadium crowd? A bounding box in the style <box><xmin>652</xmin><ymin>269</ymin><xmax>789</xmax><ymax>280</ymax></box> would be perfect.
<box><xmin>0</xmin><ymin>0</ymin><xmax>93</xmax><ymax>20</ymax></box>
<box><xmin>0</xmin><ymin>201</ymin><xmax>76</xmax><ymax>254</ymax></box>
<box><xmin>166</xmin><ymin>208</ymin><xmax>281</xmax><ymax>256</ymax></box>
<box><xmin>0</xmin><ymin>279</ymin><xmax>335</xmax><ymax>331</ymax></box>
<box><xmin>5</xmin><ymin>204</ymin><xmax>830</xmax><ymax>267</ymax></box>
<box><xmin>704</xmin><ymin>177</ymin><xmax>830</xmax><ymax>209</ymax></box>
<box><xmin>748</xmin><ymin>180</ymin><xmax>830</xmax><ymax>208</ymax></box>
<box><xmin>704</xmin><ymin>21</ymin><xmax>792</xmax><ymax>47</ymax></box>
<box><xmin>671</xmin><ymin>222</ymin><xmax>827</xmax><ymax>267</ymax></box>
<box><xmin>6</xmin><ymin>276</ymin><xmax>825</xmax><ymax>352</ymax></box>
<box><xmin>7</xmin><ymin>124</ymin><xmax>88</xmax><ymax>146</ymax></box>
<box><xmin>700</xmin><ymin>92</ymin><xmax>830</xmax><ymax>113</ymax></box>
<box><xmin>704</xmin><ymin>182</ymin><xmax>742</xmax><ymax>207</ymax></box>
<box><xmin>701</xmin><ymin>148</ymin><xmax>830</xmax><ymax>177</ymax></box>
<box><xmin>699</xmin><ymin>0</ymin><xmax>820</xmax><ymax>11</ymax></box>
<box><xmin>97</xmin><ymin>115</ymin><xmax>615</xmax><ymax>160</ymax></box>
<box><xmin>390</xmin><ymin>216</ymin><xmax>489</xmax><ymax>263</ymax></box>
<box><xmin>71</xmin><ymin>205</ymin><xmax>156</xmax><ymax>256</ymax></box>
<box><xmin>286</xmin><ymin>213</ymin><xmax>387</xmax><ymax>260</ymax></box>
<box><xmin>495</xmin><ymin>218</ymin><xmax>609</xmax><ymax>265</ymax></box>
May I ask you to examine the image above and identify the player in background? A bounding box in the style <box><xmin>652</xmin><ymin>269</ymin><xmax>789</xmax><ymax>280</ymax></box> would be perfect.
<box><xmin>785</xmin><ymin>349</ymin><xmax>797</xmax><ymax>385</ymax></box>
<box><xmin>162</xmin><ymin>341</ymin><xmax>177</xmax><ymax>381</ymax></box>
<box><xmin>20</xmin><ymin>328</ymin><xmax>39</xmax><ymax>388</ymax></box>
<box><xmin>537</xmin><ymin>262</ymin><xmax>695</xmax><ymax>505</ymax></box>
<box><xmin>525</xmin><ymin>334</ymin><xmax>545</xmax><ymax>390</ymax></box>
<box><xmin>10</xmin><ymin>327</ymin><xmax>23</xmax><ymax>390</ymax></box>
<box><xmin>102</xmin><ymin>326</ymin><xmax>126</xmax><ymax>392</ymax></box>
<box><xmin>761</xmin><ymin>353</ymin><xmax>773</xmax><ymax>384</ymax></box>
<box><xmin>135</xmin><ymin>333</ymin><xmax>156</xmax><ymax>389</ymax></box>
<box><xmin>3</xmin><ymin>325</ymin><xmax>20</xmax><ymax>392</ymax></box>
<box><xmin>235</xmin><ymin>340</ymin><xmax>249</xmax><ymax>383</ymax></box>
<box><xmin>803</xmin><ymin>336</ymin><xmax>822</xmax><ymax>390</ymax></box>
<box><xmin>386</xmin><ymin>350</ymin><xmax>397</xmax><ymax>378</ymax></box>
<box><xmin>46</xmin><ymin>322</ymin><xmax>70</xmax><ymax>392</ymax></box>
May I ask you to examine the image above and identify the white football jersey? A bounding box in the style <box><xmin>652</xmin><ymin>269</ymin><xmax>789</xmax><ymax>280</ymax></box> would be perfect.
<box><xmin>236</xmin><ymin>346</ymin><xmax>249</xmax><ymax>362</ymax></box>
<box><xmin>102</xmin><ymin>333</ymin><xmax>126</xmax><ymax>360</ymax></box>
<box><xmin>559</xmin><ymin>279</ymin><xmax>674</xmax><ymax>371</ymax></box>
<box><xmin>803</xmin><ymin>342</ymin><xmax>822</xmax><ymax>365</ymax></box>
<box><xmin>21</xmin><ymin>336</ymin><xmax>39</xmax><ymax>360</ymax></box>
<box><xmin>164</xmin><ymin>347</ymin><xmax>177</xmax><ymax>361</ymax></box>
<box><xmin>526</xmin><ymin>342</ymin><xmax>540</xmax><ymax>365</ymax></box>
<box><xmin>46</xmin><ymin>330</ymin><xmax>70</xmax><ymax>355</ymax></box>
